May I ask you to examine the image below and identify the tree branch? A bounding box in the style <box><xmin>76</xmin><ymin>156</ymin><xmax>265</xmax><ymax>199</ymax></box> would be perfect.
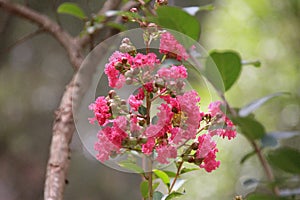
<box><xmin>0</xmin><ymin>0</ymin><xmax>83</xmax><ymax>69</ymax></box>
<box><xmin>0</xmin><ymin>1</ymin><xmax>139</xmax><ymax>200</ymax></box>
<box><xmin>76</xmin><ymin>0</ymin><xmax>139</xmax><ymax>48</ymax></box>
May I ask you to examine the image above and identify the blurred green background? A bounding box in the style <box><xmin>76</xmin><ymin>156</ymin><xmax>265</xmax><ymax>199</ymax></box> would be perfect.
<box><xmin>0</xmin><ymin>0</ymin><xmax>299</xmax><ymax>199</ymax></box>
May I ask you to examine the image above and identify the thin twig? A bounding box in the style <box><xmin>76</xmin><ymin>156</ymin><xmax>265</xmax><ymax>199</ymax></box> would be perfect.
<box><xmin>169</xmin><ymin>161</ymin><xmax>183</xmax><ymax>193</ymax></box>
<box><xmin>0</xmin><ymin>28</ymin><xmax>45</xmax><ymax>54</ymax></box>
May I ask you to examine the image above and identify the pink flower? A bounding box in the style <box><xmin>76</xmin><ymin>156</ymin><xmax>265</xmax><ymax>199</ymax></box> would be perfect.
<box><xmin>94</xmin><ymin>130</ymin><xmax>120</xmax><ymax>162</ymax></box>
<box><xmin>88</xmin><ymin>96</ymin><xmax>111</xmax><ymax>125</ymax></box>
<box><xmin>136</xmin><ymin>88</ymin><xmax>145</xmax><ymax>100</ymax></box>
<box><xmin>207</xmin><ymin>101</ymin><xmax>237</xmax><ymax>140</ymax></box>
<box><xmin>101</xmin><ymin>116</ymin><xmax>128</xmax><ymax>147</ymax></box>
<box><xmin>159</xmin><ymin>32</ymin><xmax>189</xmax><ymax>61</ymax></box>
<box><xmin>156</xmin><ymin>145</ymin><xmax>177</xmax><ymax>164</ymax></box>
<box><xmin>156</xmin><ymin>103</ymin><xmax>173</xmax><ymax>127</ymax></box>
<box><xmin>104</xmin><ymin>51</ymin><xmax>133</xmax><ymax>89</ymax></box>
<box><xmin>196</xmin><ymin>134</ymin><xmax>220</xmax><ymax>172</ymax></box>
<box><xmin>128</xmin><ymin>95</ymin><xmax>143</xmax><ymax>111</ymax></box>
<box><xmin>200</xmin><ymin>149</ymin><xmax>220</xmax><ymax>172</ymax></box>
<box><xmin>133</xmin><ymin>53</ymin><xmax>160</xmax><ymax>70</ymax></box>
<box><xmin>196</xmin><ymin>134</ymin><xmax>216</xmax><ymax>158</ymax></box>
<box><xmin>142</xmin><ymin>137</ymin><xmax>155</xmax><ymax>155</ymax></box>
<box><xmin>130</xmin><ymin>115</ymin><xmax>141</xmax><ymax>133</ymax></box>
<box><xmin>144</xmin><ymin>82</ymin><xmax>154</xmax><ymax>92</ymax></box>
<box><xmin>144</xmin><ymin>125</ymin><xmax>163</xmax><ymax>137</ymax></box>
<box><xmin>157</xmin><ymin>65</ymin><xmax>187</xmax><ymax>80</ymax></box>
<box><xmin>177</xmin><ymin>91</ymin><xmax>201</xmax><ymax>125</ymax></box>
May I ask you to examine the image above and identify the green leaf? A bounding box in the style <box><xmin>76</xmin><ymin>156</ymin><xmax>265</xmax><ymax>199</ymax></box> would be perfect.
<box><xmin>57</xmin><ymin>3</ymin><xmax>86</xmax><ymax>20</ymax></box>
<box><xmin>152</xmin><ymin>6</ymin><xmax>200</xmax><ymax>41</ymax></box>
<box><xmin>138</xmin><ymin>105</ymin><xmax>147</xmax><ymax>116</ymax></box>
<box><xmin>153</xmin><ymin>191</ymin><xmax>164</xmax><ymax>200</ymax></box>
<box><xmin>162</xmin><ymin>171</ymin><xmax>177</xmax><ymax>178</ymax></box>
<box><xmin>119</xmin><ymin>160</ymin><xmax>144</xmax><ymax>174</ymax></box>
<box><xmin>208</xmin><ymin>50</ymin><xmax>242</xmax><ymax>91</ymax></box>
<box><xmin>165</xmin><ymin>192</ymin><xmax>184</xmax><ymax>200</ymax></box>
<box><xmin>267</xmin><ymin>147</ymin><xmax>300</xmax><ymax>174</ymax></box>
<box><xmin>240</xmin><ymin>150</ymin><xmax>256</xmax><ymax>164</ymax></box>
<box><xmin>247</xmin><ymin>194</ymin><xmax>288</xmax><ymax>200</ymax></box>
<box><xmin>239</xmin><ymin>92</ymin><xmax>289</xmax><ymax>117</ymax></box>
<box><xmin>232</xmin><ymin>116</ymin><xmax>266</xmax><ymax>140</ymax></box>
<box><xmin>153</xmin><ymin>182</ymin><xmax>160</xmax><ymax>191</ymax></box>
<box><xmin>180</xmin><ymin>167</ymin><xmax>199</xmax><ymax>175</ymax></box>
<box><xmin>153</xmin><ymin>169</ymin><xmax>170</xmax><ymax>187</ymax></box>
<box><xmin>140</xmin><ymin>180</ymin><xmax>148</xmax><ymax>198</ymax></box>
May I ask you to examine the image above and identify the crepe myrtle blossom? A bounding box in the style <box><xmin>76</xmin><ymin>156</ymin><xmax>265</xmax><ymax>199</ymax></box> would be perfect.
<box><xmin>89</xmin><ymin>32</ymin><xmax>237</xmax><ymax>174</ymax></box>
<box><xmin>207</xmin><ymin>101</ymin><xmax>237</xmax><ymax>140</ymax></box>
<box><xmin>159</xmin><ymin>32</ymin><xmax>189</xmax><ymax>61</ymax></box>
<box><xmin>88</xmin><ymin>96</ymin><xmax>111</xmax><ymax>126</ymax></box>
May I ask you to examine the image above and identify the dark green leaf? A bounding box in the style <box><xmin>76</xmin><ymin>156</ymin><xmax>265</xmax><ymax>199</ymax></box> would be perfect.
<box><xmin>57</xmin><ymin>3</ymin><xmax>86</xmax><ymax>20</ymax></box>
<box><xmin>153</xmin><ymin>169</ymin><xmax>170</xmax><ymax>187</ymax></box>
<box><xmin>261</xmin><ymin>134</ymin><xmax>278</xmax><ymax>148</ymax></box>
<box><xmin>208</xmin><ymin>50</ymin><xmax>242</xmax><ymax>91</ymax></box>
<box><xmin>240</xmin><ymin>150</ymin><xmax>256</xmax><ymax>164</ymax></box>
<box><xmin>138</xmin><ymin>105</ymin><xmax>147</xmax><ymax>116</ymax></box>
<box><xmin>153</xmin><ymin>191</ymin><xmax>164</xmax><ymax>200</ymax></box>
<box><xmin>119</xmin><ymin>160</ymin><xmax>144</xmax><ymax>174</ymax></box>
<box><xmin>247</xmin><ymin>194</ymin><xmax>288</xmax><ymax>200</ymax></box>
<box><xmin>239</xmin><ymin>92</ymin><xmax>289</xmax><ymax>117</ymax></box>
<box><xmin>165</xmin><ymin>192</ymin><xmax>184</xmax><ymax>200</ymax></box>
<box><xmin>180</xmin><ymin>167</ymin><xmax>199</xmax><ymax>175</ymax></box>
<box><xmin>232</xmin><ymin>116</ymin><xmax>266</xmax><ymax>140</ymax></box>
<box><xmin>140</xmin><ymin>180</ymin><xmax>148</xmax><ymax>198</ymax></box>
<box><xmin>267</xmin><ymin>147</ymin><xmax>300</xmax><ymax>174</ymax></box>
<box><xmin>152</xmin><ymin>6</ymin><xmax>200</xmax><ymax>41</ymax></box>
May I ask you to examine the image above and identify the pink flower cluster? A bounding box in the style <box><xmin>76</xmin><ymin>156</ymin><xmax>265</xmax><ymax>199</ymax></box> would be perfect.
<box><xmin>196</xmin><ymin>134</ymin><xmax>220</xmax><ymax>172</ymax></box>
<box><xmin>207</xmin><ymin>101</ymin><xmax>237</xmax><ymax>140</ymax></box>
<box><xmin>140</xmin><ymin>90</ymin><xmax>202</xmax><ymax>164</ymax></box>
<box><xmin>88</xmin><ymin>96</ymin><xmax>111</xmax><ymax>125</ymax></box>
<box><xmin>89</xmin><ymin>32</ymin><xmax>237</xmax><ymax>173</ymax></box>
<box><xmin>159</xmin><ymin>32</ymin><xmax>189</xmax><ymax>61</ymax></box>
<box><xmin>104</xmin><ymin>51</ymin><xmax>160</xmax><ymax>89</ymax></box>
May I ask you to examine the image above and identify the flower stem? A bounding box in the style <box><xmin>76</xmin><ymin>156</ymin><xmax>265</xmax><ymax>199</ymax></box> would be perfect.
<box><xmin>169</xmin><ymin>161</ymin><xmax>183</xmax><ymax>193</ymax></box>
<box><xmin>146</xmin><ymin>92</ymin><xmax>153</xmax><ymax>200</ymax></box>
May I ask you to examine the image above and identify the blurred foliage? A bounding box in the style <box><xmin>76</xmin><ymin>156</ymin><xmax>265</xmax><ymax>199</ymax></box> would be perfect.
<box><xmin>0</xmin><ymin>0</ymin><xmax>299</xmax><ymax>200</ymax></box>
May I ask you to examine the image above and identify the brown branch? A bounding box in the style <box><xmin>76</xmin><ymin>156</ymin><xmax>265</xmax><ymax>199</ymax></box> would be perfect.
<box><xmin>0</xmin><ymin>28</ymin><xmax>45</xmax><ymax>54</ymax></box>
<box><xmin>0</xmin><ymin>0</ymin><xmax>83</xmax><ymax>69</ymax></box>
<box><xmin>0</xmin><ymin>1</ymin><xmax>139</xmax><ymax>200</ymax></box>
<box><xmin>76</xmin><ymin>0</ymin><xmax>122</xmax><ymax>48</ymax></box>
<box><xmin>44</xmin><ymin>78</ymin><xmax>78</xmax><ymax>200</ymax></box>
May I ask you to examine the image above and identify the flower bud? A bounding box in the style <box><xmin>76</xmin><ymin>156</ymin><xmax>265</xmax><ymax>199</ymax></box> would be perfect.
<box><xmin>124</xmin><ymin>70</ymin><xmax>133</xmax><ymax>78</ymax></box>
<box><xmin>126</xmin><ymin>77</ymin><xmax>133</xmax><ymax>85</ymax></box>
<box><xmin>130</xmin><ymin>7</ymin><xmax>138</xmax><ymax>13</ymax></box>
<box><xmin>147</xmin><ymin>23</ymin><xmax>158</xmax><ymax>34</ymax></box>
<box><xmin>109</xmin><ymin>90</ymin><xmax>116</xmax><ymax>98</ymax></box>
<box><xmin>132</xmin><ymin>68</ymin><xmax>140</xmax><ymax>75</ymax></box>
